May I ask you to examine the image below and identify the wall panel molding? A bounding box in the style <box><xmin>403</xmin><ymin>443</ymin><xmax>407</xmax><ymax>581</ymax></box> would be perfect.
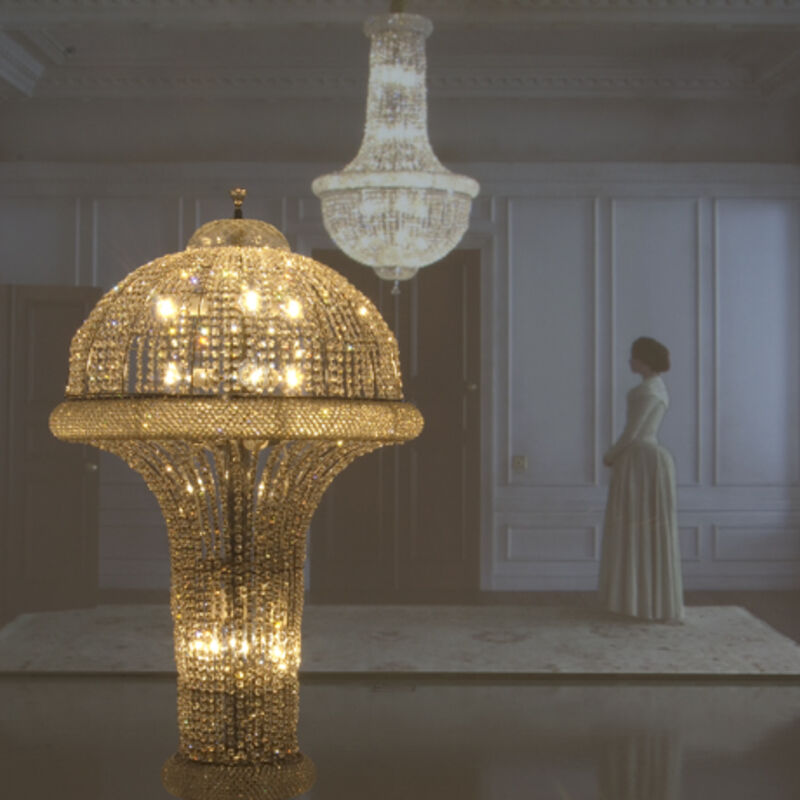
<box><xmin>506</xmin><ymin>196</ymin><xmax>597</xmax><ymax>488</ymax></box>
<box><xmin>694</xmin><ymin>199</ymin><xmax>703</xmax><ymax>485</ymax></box>
<box><xmin>712</xmin><ymin>198</ymin><xmax>720</xmax><ymax>487</ymax></box>
<box><xmin>609</xmin><ymin>198</ymin><xmax>618</xmax><ymax>444</ymax></box>
<box><xmin>712</xmin><ymin>525</ymin><xmax>800</xmax><ymax>563</ymax></box>
<box><xmin>609</xmin><ymin>196</ymin><xmax>701</xmax><ymax>486</ymax></box>
<box><xmin>503</xmin><ymin>525</ymin><xmax>599</xmax><ymax>563</ymax></box>
<box><xmin>679</xmin><ymin>526</ymin><xmax>701</xmax><ymax>562</ymax></box>
<box><xmin>482</xmin><ymin>195</ymin><xmax>506</xmax><ymax>591</ymax></box>
<box><xmin>504</xmin><ymin>198</ymin><xmax>517</xmax><ymax>487</ymax></box>
<box><xmin>695</xmin><ymin>197</ymin><xmax>709</xmax><ymax>485</ymax></box>
<box><xmin>714</xmin><ymin>198</ymin><xmax>800</xmax><ymax>488</ymax></box>
<box><xmin>592</xmin><ymin>197</ymin><xmax>601</xmax><ymax>486</ymax></box>
<box><xmin>495</xmin><ymin>484</ymin><xmax>800</xmax><ymax>513</ymax></box>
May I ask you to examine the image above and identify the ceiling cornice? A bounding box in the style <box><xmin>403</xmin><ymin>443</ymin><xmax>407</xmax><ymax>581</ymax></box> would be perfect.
<box><xmin>1</xmin><ymin>0</ymin><xmax>799</xmax><ymax>28</ymax></box>
<box><xmin>5</xmin><ymin>61</ymin><xmax>761</xmax><ymax>102</ymax></box>
<box><xmin>0</xmin><ymin>30</ymin><xmax>43</xmax><ymax>94</ymax></box>
<box><xmin>21</xmin><ymin>29</ymin><xmax>68</xmax><ymax>64</ymax></box>
<box><xmin>753</xmin><ymin>50</ymin><xmax>800</xmax><ymax>98</ymax></box>
<box><xmin>431</xmin><ymin>62</ymin><xmax>758</xmax><ymax>100</ymax></box>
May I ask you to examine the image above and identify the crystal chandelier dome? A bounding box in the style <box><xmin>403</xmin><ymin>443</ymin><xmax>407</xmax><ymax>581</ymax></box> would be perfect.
<box><xmin>312</xmin><ymin>12</ymin><xmax>479</xmax><ymax>282</ymax></box>
<box><xmin>61</xmin><ymin>218</ymin><xmax>406</xmax><ymax>404</ymax></box>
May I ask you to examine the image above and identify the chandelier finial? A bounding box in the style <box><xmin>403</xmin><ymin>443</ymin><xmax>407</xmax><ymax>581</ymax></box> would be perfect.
<box><xmin>230</xmin><ymin>186</ymin><xmax>247</xmax><ymax>219</ymax></box>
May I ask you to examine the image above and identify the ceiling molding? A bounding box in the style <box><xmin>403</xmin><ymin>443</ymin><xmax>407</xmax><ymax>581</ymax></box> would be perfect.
<box><xmin>20</xmin><ymin>61</ymin><xmax>760</xmax><ymax>102</ymax></box>
<box><xmin>0</xmin><ymin>31</ymin><xmax>44</xmax><ymax>95</ymax></box>
<box><xmin>431</xmin><ymin>63</ymin><xmax>758</xmax><ymax>100</ymax></box>
<box><xmin>1</xmin><ymin>0</ymin><xmax>799</xmax><ymax>29</ymax></box>
<box><xmin>31</xmin><ymin>68</ymin><xmax>363</xmax><ymax>100</ymax></box>
<box><xmin>20</xmin><ymin>29</ymin><xmax>68</xmax><ymax>65</ymax></box>
<box><xmin>1</xmin><ymin>162</ymin><xmax>799</xmax><ymax>199</ymax></box>
<box><xmin>754</xmin><ymin>49</ymin><xmax>800</xmax><ymax>98</ymax></box>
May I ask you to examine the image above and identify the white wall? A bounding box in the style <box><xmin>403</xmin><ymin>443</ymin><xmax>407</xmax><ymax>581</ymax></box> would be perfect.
<box><xmin>1</xmin><ymin>162</ymin><xmax>798</xmax><ymax>591</ymax></box>
<box><xmin>489</xmin><ymin>165</ymin><xmax>800</xmax><ymax>590</ymax></box>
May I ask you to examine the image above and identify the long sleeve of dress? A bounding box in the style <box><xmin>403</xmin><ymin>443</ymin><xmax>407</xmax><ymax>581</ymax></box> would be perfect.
<box><xmin>604</xmin><ymin>389</ymin><xmax>663</xmax><ymax>464</ymax></box>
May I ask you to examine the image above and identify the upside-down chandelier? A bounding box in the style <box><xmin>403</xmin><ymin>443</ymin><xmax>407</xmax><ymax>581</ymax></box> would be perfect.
<box><xmin>312</xmin><ymin>1</ymin><xmax>479</xmax><ymax>287</ymax></box>
<box><xmin>50</xmin><ymin>189</ymin><xmax>423</xmax><ymax>800</ymax></box>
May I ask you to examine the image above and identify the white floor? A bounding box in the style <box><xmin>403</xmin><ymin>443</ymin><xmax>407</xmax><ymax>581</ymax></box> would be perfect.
<box><xmin>2</xmin><ymin>603</ymin><xmax>800</xmax><ymax>675</ymax></box>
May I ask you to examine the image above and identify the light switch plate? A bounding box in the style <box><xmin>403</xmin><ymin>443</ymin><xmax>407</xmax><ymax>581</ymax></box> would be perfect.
<box><xmin>511</xmin><ymin>454</ymin><xmax>528</xmax><ymax>474</ymax></box>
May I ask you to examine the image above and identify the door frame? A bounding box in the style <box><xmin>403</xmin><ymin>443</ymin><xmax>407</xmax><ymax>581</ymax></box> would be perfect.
<box><xmin>0</xmin><ymin>287</ymin><xmax>11</xmax><ymax>625</ymax></box>
<box><xmin>1</xmin><ymin>285</ymin><xmax>101</xmax><ymax>625</ymax></box>
<box><xmin>292</xmin><ymin>217</ymin><xmax>499</xmax><ymax>596</ymax></box>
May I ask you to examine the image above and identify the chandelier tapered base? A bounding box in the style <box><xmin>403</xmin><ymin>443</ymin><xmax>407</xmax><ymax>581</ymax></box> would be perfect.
<box><xmin>162</xmin><ymin>752</ymin><xmax>315</xmax><ymax>800</ymax></box>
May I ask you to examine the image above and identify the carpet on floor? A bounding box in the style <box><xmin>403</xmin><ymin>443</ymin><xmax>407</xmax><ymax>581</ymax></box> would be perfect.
<box><xmin>1</xmin><ymin>604</ymin><xmax>799</xmax><ymax>676</ymax></box>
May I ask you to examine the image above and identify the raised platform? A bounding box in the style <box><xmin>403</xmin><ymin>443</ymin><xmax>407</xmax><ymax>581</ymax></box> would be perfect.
<box><xmin>1</xmin><ymin>604</ymin><xmax>799</xmax><ymax>677</ymax></box>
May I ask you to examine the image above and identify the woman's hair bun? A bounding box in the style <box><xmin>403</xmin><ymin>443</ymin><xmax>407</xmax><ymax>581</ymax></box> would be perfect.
<box><xmin>632</xmin><ymin>336</ymin><xmax>670</xmax><ymax>373</ymax></box>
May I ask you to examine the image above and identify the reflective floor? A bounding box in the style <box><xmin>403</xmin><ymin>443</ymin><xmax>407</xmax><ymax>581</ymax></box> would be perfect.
<box><xmin>1</xmin><ymin>676</ymin><xmax>799</xmax><ymax>800</ymax></box>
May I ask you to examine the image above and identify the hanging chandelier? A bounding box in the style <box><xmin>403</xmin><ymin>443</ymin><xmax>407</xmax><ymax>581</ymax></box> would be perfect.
<box><xmin>312</xmin><ymin>4</ymin><xmax>479</xmax><ymax>285</ymax></box>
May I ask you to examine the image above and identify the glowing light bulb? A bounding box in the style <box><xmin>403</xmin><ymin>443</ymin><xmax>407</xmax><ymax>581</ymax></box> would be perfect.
<box><xmin>270</xmin><ymin>642</ymin><xmax>287</xmax><ymax>663</ymax></box>
<box><xmin>239</xmin><ymin>289</ymin><xmax>261</xmax><ymax>314</ymax></box>
<box><xmin>195</xmin><ymin>325</ymin><xmax>210</xmax><ymax>348</ymax></box>
<box><xmin>156</xmin><ymin>297</ymin><xmax>178</xmax><ymax>319</ymax></box>
<box><xmin>238</xmin><ymin>361</ymin><xmax>266</xmax><ymax>389</ymax></box>
<box><xmin>163</xmin><ymin>362</ymin><xmax>183</xmax><ymax>387</ymax></box>
<box><xmin>192</xmin><ymin>366</ymin><xmax>214</xmax><ymax>390</ymax></box>
<box><xmin>285</xmin><ymin>299</ymin><xmax>302</xmax><ymax>318</ymax></box>
<box><xmin>358</xmin><ymin>306</ymin><xmax>368</xmax><ymax>317</ymax></box>
<box><xmin>285</xmin><ymin>366</ymin><xmax>302</xmax><ymax>389</ymax></box>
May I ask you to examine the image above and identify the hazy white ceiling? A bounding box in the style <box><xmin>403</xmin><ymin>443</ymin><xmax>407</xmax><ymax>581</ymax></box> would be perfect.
<box><xmin>1</xmin><ymin>0</ymin><xmax>799</xmax><ymax>162</ymax></box>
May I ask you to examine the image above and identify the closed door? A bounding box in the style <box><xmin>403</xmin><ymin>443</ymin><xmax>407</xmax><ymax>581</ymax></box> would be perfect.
<box><xmin>309</xmin><ymin>250</ymin><xmax>481</xmax><ymax>602</ymax></box>
<box><xmin>1</xmin><ymin>286</ymin><xmax>101</xmax><ymax>625</ymax></box>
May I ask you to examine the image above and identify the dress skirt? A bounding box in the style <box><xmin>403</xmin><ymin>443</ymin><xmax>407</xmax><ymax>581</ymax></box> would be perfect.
<box><xmin>598</xmin><ymin>441</ymin><xmax>685</xmax><ymax>622</ymax></box>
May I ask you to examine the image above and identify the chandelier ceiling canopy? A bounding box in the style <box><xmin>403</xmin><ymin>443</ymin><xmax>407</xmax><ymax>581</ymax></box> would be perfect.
<box><xmin>312</xmin><ymin>10</ymin><xmax>479</xmax><ymax>284</ymax></box>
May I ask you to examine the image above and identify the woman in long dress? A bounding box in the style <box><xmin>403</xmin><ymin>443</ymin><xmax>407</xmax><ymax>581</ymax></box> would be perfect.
<box><xmin>598</xmin><ymin>337</ymin><xmax>684</xmax><ymax>622</ymax></box>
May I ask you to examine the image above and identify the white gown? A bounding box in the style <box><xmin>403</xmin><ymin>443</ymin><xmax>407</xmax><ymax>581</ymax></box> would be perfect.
<box><xmin>598</xmin><ymin>375</ymin><xmax>685</xmax><ymax>622</ymax></box>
